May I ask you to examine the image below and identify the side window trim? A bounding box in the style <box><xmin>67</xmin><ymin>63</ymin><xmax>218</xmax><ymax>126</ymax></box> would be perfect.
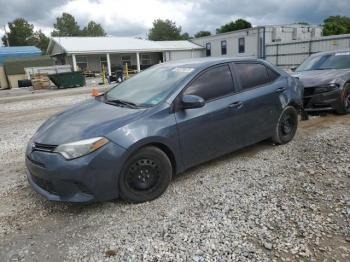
<box><xmin>180</xmin><ymin>63</ymin><xmax>236</xmax><ymax>103</ymax></box>
<box><xmin>232</xmin><ymin>62</ymin><xmax>278</xmax><ymax>93</ymax></box>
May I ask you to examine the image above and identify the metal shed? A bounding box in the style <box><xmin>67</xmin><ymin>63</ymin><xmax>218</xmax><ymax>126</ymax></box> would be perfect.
<box><xmin>0</xmin><ymin>46</ymin><xmax>42</xmax><ymax>89</ymax></box>
<box><xmin>0</xmin><ymin>46</ymin><xmax>42</xmax><ymax>65</ymax></box>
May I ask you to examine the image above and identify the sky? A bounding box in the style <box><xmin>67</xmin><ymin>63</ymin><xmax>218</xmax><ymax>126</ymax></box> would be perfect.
<box><xmin>0</xmin><ymin>0</ymin><xmax>348</xmax><ymax>39</ymax></box>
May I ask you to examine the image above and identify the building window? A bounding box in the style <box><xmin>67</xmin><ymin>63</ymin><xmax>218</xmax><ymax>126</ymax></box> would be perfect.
<box><xmin>206</xmin><ymin>43</ymin><xmax>211</xmax><ymax>56</ymax></box>
<box><xmin>100</xmin><ymin>56</ymin><xmax>108</xmax><ymax>70</ymax></box>
<box><xmin>141</xmin><ymin>54</ymin><xmax>152</xmax><ymax>65</ymax></box>
<box><xmin>121</xmin><ymin>55</ymin><xmax>131</xmax><ymax>67</ymax></box>
<box><xmin>221</xmin><ymin>40</ymin><xmax>227</xmax><ymax>55</ymax></box>
<box><xmin>76</xmin><ymin>56</ymin><xmax>88</xmax><ymax>70</ymax></box>
<box><xmin>238</xmin><ymin>38</ymin><xmax>245</xmax><ymax>53</ymax></box>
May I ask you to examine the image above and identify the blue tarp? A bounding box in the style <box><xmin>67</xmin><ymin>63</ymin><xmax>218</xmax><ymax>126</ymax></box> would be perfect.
<box><xmin>0</xmin><ymin>46</ymin><xmax>41</xmax><ymax>64</ymax></box>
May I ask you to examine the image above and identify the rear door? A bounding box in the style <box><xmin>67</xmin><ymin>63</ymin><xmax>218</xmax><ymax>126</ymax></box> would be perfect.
<box><xmin>231</xmin><ymin>62</ymin><xmax>285</xmax><ymax>145</ymax></box>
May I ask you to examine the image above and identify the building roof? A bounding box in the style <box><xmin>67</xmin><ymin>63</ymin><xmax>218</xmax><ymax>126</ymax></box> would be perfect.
<box><xmin>0</xmin><ymin>46</ymin><xmax>42</xmax><ymax>64</ymax></box>
<box><xmin>48</xmin><ymin>37</ymin><xmax>204</xmax><ymax>55</ymax></box>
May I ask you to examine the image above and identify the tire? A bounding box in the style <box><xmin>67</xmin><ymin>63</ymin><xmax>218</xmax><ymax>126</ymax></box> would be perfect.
<box><xmin>118</xmin><ymin>146</ymin><xmax>172</xmax><ymax>203</ymax></box>
<box><xmin>272</xmin><ymin>106</ymin><xmax>298</xmax><ymax>145</ymax></box>
<box><xmin>335</xmin><ymin>84</ymin><xmax>350</xmax><ymax>115</ymax></box>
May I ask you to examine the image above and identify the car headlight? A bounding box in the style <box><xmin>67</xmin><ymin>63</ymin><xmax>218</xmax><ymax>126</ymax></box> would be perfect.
<box><xmin>314</xmin><ymin>83</ymin><xmax>339</xmax><ymax>94</ymax></box>
<box><xmin>54</xmin><ymin>137</ymin><xmax>109</xmax><ymax>160</ymax></box>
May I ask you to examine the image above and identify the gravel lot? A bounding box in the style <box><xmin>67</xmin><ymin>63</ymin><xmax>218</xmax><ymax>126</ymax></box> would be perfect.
<box><xmin>0</xmin><ymin>88</ymin><xmax>349</xmax><ymax>261</ymax></box>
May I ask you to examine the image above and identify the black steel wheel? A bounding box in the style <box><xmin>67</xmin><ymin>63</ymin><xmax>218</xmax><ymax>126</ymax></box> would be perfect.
<box><xmin>272</xmin><ymin>106</ymin><xmax>298</xmax><ymax>145</ymax></box>
<box><xmin>336</xmin><ymin>84</ymin><xmax>350</xmax><ymax>114</ymax></box>
<box><xmin>119</xmin><ymin>146</ymin><xmax>172</xmax><ymax>203</ymax></box>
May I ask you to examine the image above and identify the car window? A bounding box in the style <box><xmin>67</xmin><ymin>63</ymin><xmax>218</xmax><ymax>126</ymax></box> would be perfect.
<box><xmin>235</xmin><ymin>63</ymin><xmax>271</xmax><ymax>90</ymax></box>
<box><xmin>184</xmin><ymin>65</ymin><xmax>234</xmax><ymax>101</ymax></box>
<box><xmin>296</xmin><ymin>52</ymin><xmax>350</xmax><ymax>71</ymax></box>
<box><xmin>266</xmin><ymin>66</ymin><xmax>280</xmax><ymax>82</ymax></box>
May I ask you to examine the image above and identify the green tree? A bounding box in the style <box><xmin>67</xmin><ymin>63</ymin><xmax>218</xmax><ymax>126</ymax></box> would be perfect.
<box><xmin>51</xmin><ymin>13</ymin><xmax>81</xmax><ymax>36</ymax></box>
<box><xmin>2</xmin><ymin>18</ymin><xmax>34</xmax><ymax>46</ymax></box>
<box><xmin>28</xmin><ymin>30</ymin><xmax>50</xmax><ymax>53</ymax></box>
<box><xmin>194</xmin><ymin>31</ymin><xmax>211</xmax><ymax>38</ymax></box>
<box><xmin>148</xmin><ymin>19</ymin><xmax>183</xmax><ymax>40</ymax></box>
<box><xmin>323</xmin><ymin>16</ymin><xmax>350</xmax><ymax>36</ymax></box>
<box><xmin>216</xmin><ymin>18</ymin><xmax>252</xmax><ymax>34</ymax></box>
<box><xmin>181</xmin><ymin>32</ymin><xmax>191</xmax><ymax>40</ymax></box>
<box><xmin>82</xmin><ymin>21</ymin><xmax>107</xmax><ymax>36</ymax></box>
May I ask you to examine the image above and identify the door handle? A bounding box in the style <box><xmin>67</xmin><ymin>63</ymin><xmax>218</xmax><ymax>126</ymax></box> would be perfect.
<box><xmin>228</xmin><ymin>101</ymin><xmax>243</xmax><ymax>109</ymax></box>
<box><xmin>275</xmin><ymin>87</ymin><xmax>287</xmax><ymax>93</ymax></box>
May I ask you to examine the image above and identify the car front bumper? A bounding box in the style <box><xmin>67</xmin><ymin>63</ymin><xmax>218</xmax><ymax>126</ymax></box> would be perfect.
<box><xmin>303</xmin><ymin>88</ymin><xmax>341</xmax><ymax>112</ymax></box>
<box><xmin>25</xmin><ymin>141</ymin><xmax>126</xmax><ymax>203</ymax></box>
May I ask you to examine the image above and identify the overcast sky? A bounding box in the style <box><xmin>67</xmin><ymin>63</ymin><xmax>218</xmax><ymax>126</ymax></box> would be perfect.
<box><xmin>0</xmin><ymin>0</ymin><xmax>348</xmax><ymax>39</ymax></box>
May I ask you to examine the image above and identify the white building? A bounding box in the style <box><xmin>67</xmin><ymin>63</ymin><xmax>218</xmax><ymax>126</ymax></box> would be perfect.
<box><xmin>47</xmin><ymin>37</ymin><xmax>204</xmax><ymax>75</ymax></box>
<box><xmin>190</xmin><ymin>24</ymin><xmax>323</xmax><ymax>60</ymax></box>
<box><xmin>47</xmin><ymin>24</ymin><xmax>327</xmax><ymax>73</ymax></box>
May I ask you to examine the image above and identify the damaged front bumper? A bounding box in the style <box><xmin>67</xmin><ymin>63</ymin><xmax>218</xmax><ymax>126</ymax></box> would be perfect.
<box><xmin>303</xmin><ymin>87</ymin><xmax>341</xmax><ymax>112</ymax></box>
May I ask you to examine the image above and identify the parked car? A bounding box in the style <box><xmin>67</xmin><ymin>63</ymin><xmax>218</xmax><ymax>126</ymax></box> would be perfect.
<box><xmin>292</xmin><ymin>50</ymin><xmax>350</xmax><ymax>114</ymax></box>
<box><xmin>26</xmin><ymin>58</ymin><xmax>303</xmax><ymax>203</ymax></box>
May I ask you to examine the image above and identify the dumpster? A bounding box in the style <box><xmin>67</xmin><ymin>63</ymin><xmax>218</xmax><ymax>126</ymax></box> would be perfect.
<box><xmin>49</xmin><ymin>71</ymin><xmax>86</xmax><ymax>88</ymax></box>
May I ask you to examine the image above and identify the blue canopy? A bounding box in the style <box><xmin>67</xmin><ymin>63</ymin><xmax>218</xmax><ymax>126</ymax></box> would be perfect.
<box><xmin>0</xmin><ymin>46</ymin><xmax>42</xmax><ymax>64</ymax></box>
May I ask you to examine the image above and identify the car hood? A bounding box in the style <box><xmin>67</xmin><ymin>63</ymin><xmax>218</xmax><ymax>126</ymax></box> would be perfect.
<box><xmin>33</xmin><ymin>98</ymin><xmax>147</xmax><ymax>145</ymax></box>
<box><xmin>292</xmin><ymin>69</ymin><xmax>348</xmax><ymax>87</ymax></box>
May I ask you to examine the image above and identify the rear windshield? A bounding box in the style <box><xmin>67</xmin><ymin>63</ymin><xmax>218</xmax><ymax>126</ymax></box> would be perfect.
<box><xmin>296</xmin><ymin>52</ymin><xmax>350</xmax><ymax>71</ymax></box>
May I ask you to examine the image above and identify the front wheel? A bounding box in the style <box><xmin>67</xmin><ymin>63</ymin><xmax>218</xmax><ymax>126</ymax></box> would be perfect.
<box><xmin>118</xmin><ymin>146</ymin><xmax>172</xmax><ymax>203</ymax></box>
<box><xmin>272</xmin><ymin>106</ymin><xmax>298</xmax><ymax>145</ymax></box>
<box><xmin>335</xmin><ymin>84</ymin><xmax>350</xmax><ymax>115</ymax></box>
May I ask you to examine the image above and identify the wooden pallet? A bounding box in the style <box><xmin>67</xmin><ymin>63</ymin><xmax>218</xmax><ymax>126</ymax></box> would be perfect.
<box><xmin>31</xmin><ymin>74</ymin><xmax>50</xmax><ymax>90</ymax></box>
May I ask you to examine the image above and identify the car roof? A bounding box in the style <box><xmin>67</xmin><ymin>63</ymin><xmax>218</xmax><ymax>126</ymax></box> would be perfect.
<box><xmin>158</xmin><ymin>57</ymin><xmax>260</xmax><ymax>69</ymax></box>
<box><xmin>310</xmin><ymin>49</ymin><xmax>350</xmax><ymax>57</ymax></box>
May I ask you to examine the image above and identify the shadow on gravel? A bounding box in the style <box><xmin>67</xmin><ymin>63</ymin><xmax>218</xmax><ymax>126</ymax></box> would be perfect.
<box><xmin>172</xmin><ymin>139</ymin><xmax>273</xmax><ymax>183</ymax></box>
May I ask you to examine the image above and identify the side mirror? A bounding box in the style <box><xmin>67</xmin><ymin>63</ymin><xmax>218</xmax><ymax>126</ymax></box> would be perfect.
<box><xmin>290</xmin><ymin>66</ymin><xmax>297</xmax><ymax>72</ymax></box>
<box><xmin>181</xmin><ymin>95</ymin><xmax>205</xmax><ymax>109</ymax></box>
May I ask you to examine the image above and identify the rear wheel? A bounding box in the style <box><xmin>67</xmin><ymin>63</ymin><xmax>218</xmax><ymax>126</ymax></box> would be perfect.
<box><xmin>119</xmin><ymin>146</ymin><xmax>172</xmax><ymax>203</ymax></box>
<box><xmin>272</xmin><ymin>106</ymin><xmax>298</xmax><ymax>145</ymax></box>
<box><xmin>335</xmin><ymin>84</ymin><xmax>350</xmax><ymax>115</ymax></box>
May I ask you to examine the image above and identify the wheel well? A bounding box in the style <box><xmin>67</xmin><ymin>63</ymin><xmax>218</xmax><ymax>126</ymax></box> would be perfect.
<box><xmin>144</xmin><ymin>143</ymin><xmax>177</xmax><ymax>174</ymax></box>
<box><xmin>288</xmin><ymin>101</ymin><xmax>301</xmax><ymax>111</ymax></box>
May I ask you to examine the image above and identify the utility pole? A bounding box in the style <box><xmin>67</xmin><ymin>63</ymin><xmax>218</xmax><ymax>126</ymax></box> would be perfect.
<box><xmin>3</xmin><ymin>25</ymin><xmax>10</xmax><ymax>46</ymax></box>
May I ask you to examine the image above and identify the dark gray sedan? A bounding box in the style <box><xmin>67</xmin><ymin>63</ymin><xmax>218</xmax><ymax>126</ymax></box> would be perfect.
<box><xmin>293</xmin><ymin>50</ymin><xmax>350</xmax><ymax>114</ymax></box>
<box><xmin>26</xmin><ymin>58</ymin><xmax>303</xmax><ymax>203</ymax></box>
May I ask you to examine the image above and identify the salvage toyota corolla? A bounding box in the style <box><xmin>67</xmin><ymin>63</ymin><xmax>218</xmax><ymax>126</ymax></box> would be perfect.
<box><xmin>26</xmin><ymin>58</ymin><xmax>303</xmax><ymax>203</ymax></box>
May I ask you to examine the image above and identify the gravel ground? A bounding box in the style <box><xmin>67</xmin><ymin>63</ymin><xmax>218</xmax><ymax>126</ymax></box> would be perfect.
<box><xmin>0</xmin><ymin>89</ymin><xmax>349</xmax><ymax>261</ymax></box>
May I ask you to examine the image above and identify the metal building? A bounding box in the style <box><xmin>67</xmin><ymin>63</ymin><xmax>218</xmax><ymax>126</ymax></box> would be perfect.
<box><xmin>190</xmin><ymin>24</ymin><xmax>323</xmax><ymax>60</ymax></box>
<box><xmin>265</xmin><ymin>33</ymin><xmax>350</xmax><ymax>69</ymax></box>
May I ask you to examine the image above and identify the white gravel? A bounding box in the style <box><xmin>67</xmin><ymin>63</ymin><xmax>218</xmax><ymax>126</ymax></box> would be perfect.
<box><xmin>0</xmin><ymin>89</ymin><xmax>349</xmax><ymax>261</ymax></box>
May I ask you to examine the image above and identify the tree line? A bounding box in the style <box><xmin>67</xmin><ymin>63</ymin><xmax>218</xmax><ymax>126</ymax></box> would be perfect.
<box><xmin>2</xmin><ymin>13</ymin><xmax>350</xmax><ymax>52</ymax></box>
<box><xmin>1</xmin><ymin>13</ymin><xmax>106</xmax><ymax>51</ymax></box>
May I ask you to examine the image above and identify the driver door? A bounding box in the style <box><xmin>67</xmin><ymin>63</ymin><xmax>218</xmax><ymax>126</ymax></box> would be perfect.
<box><xmin>174</xmin><ymin>64</ymin><xmax>239</xmax><ymax>168</ymax></box>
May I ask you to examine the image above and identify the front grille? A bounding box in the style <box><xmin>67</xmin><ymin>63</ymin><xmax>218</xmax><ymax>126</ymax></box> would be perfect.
<box><xmin>303</xmin><ymin>87</ymin><xmax>315</xmax><ymax>97</ymax></box>
<box><xmin>32</xmin><ymin>175</ymin><xmax>57</xmax><ymax>194</ymax></box>
<box><xmin>33</xmin><ymin>142</ymin><xmax>57</xmax><ymax>153</ymax></box>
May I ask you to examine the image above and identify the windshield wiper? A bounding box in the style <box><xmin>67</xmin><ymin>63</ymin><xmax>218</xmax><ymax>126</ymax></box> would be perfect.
<box><xmin>105</xmin><ymin>99</ymin><xmax>139</xmax><ymax>109</ymax></box>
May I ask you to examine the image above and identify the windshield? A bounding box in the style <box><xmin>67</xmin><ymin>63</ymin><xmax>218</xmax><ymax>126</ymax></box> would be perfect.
<box><xmin>296</xmin><ymin>52</ymin><xmax>350</xmax><ymax>72</ymax></box>
<box><xmin>106</xmin><ymin>65</ymin><xmax>194</xmax><ymax>106</ymax></box>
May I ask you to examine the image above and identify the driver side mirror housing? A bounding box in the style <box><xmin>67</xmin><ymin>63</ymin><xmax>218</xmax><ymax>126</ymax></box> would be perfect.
<box><xmin>181</xmin><ymin>95</ymin><xmax>205</xmax><ymax>109</ymax></box>
<box><xmin>290</xmin><ymin>66</ymin><xmax>297</xmax><ymax>72</ymax></box>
